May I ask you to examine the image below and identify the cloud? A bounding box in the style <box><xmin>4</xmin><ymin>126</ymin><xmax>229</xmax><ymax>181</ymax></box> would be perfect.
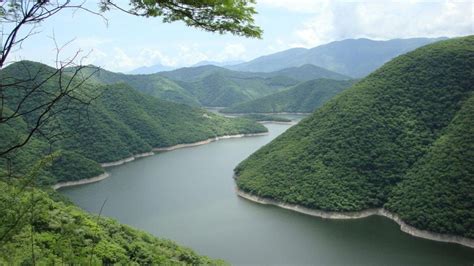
<box><xmin>290</xmin><ymin>1</ymin><xmax>473</xmax><ymax>47</ymax></box>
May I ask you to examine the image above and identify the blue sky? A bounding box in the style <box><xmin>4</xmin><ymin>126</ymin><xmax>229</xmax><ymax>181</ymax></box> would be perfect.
<box><xmin>6</xmin><ymin>0</ymin><xmax>473</xmax><ymax>72</ymax></box>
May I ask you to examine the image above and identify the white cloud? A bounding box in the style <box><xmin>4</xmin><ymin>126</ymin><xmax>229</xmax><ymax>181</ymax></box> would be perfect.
<box><xmin>289</xmin><ymin>1</ymin><xmax>473</xmax><ymax>48</ymax></box>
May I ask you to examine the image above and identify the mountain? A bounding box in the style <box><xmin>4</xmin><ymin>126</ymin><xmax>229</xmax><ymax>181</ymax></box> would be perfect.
<box><xmin>228</xmin><ymin>37</ymin><xmax>446</xmax><ymax>77</ymax></box>
<box><xmin>234</xmin><ymin>36</ymin><xmax>474</xmax><ymax>238</ymax></box>
<box><xmin>128</xmin><ymin>63</ymin><xmax>175</xmax><ymax>74</ymax></box>
<box><xmin>222</xmin><ymin>79</ymin><xmax>356</xmax><ymax>113</ymax></box>
<box><xmin>192</xmin><ymin>60</ymin><xmax>245</xmax><ymax>67</ymax></box>
<box><xmin>73</xmin><ymin>66</ymin><xmax>200</xmax><ymax>106</ymax></box>
<box><xmin>0</xmin><ymin>61</ymin><xmax>267</xmax><ymax>186</ymax></box>
<box><xmin>270</xmin><ymin>64</ymin><xmax>350</xmax><ymax>81</ymax></box>
<box><xmin>159</xmin><ymin>65</ymin><xmax>300</xmax><ymax>107</ymax></box>
<box><xmin>0</xmin><ymin>60</ymin><xmax>267</xmax><ymax>263</ymax></box>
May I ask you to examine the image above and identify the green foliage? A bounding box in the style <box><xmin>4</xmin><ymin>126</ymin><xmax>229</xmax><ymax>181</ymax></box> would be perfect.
<box><xmin>0</xmin><ymin>61</ymin><xmax>267</xmax><ymax>186</ymax></box>
<box><xmin>71</xmin><ymin>66</ymin><xmax>201</xmax><ymax>106</ymax></box>
<box><xmin>101</xmin><ymin>0</ymin><xmax>262</xmax><ymax>38</ymax></box>
<box><xmin>160</xmin><ymin>65</ymin><xmax>300</xmax><ymax>107</ymax></box>
<box><xmin>0</xmin><ymin>181</ymin><xmax>225</xmax><ymax>265</ymax></box>
<box><xmin>385</xmin><ymin>95</ymin><xmax>474</xmax><ymax>238</ymax></box>
<box><xmin>235</xmin><ymin>36</ymin><xmax>474</xmax><ymax>237</ymax></box>
<box><xmin>223</xmin><ymin>79</ymin><xmax>355</xmax><ymax>113</ymax></box>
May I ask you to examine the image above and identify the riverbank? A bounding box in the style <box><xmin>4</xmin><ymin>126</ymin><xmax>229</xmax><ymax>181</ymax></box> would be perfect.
<box><xmin>258</xmin><ymin>121</ymin><xmax>296</xmax><ymax>125</ymax></box>
<box><xmin>52</xmin><ymin>132</ymin><xmax>268</xmax><ymax>190</ymax></box>
<box><xmin>52</xmin><ymin>173</ymin><xmax>110</xmax><ymax>190</ymax></box>
<box><xmin>153</xmin><ymin>132</ymin><xmax>268</xmax><ymax>152</ymax></box>
<box><xmin>236</xmin><ymin>188</ymin><xmax>474</xmax><ymax>249</ymax></box>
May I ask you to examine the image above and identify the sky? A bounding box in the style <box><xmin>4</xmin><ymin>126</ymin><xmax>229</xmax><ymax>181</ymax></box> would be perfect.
<box><xmin>4</xmin><ymin>0</ymin><xmax>473</xmax><ymax>72</ymax></box>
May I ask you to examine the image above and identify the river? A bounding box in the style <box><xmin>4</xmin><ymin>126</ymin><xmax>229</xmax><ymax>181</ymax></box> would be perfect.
<box><xmin>61</xmin><ymin>118</ymin><xmax>474</xmax><ymax>265</ymax></box>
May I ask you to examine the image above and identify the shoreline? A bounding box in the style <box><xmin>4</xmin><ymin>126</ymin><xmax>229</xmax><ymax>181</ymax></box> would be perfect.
<box><xmin>153</xmin><ymin>132</ymin><xmax>268</xmax><ymax>152</ymax></box>
<box><xmin>258</xmin><ymin>121</ymin><xmax>296</xmax><ymax>125</ymax></box>
<box><xmin>220</xmin><ymin>111</ymin><xmax>312</xmax><ymax>115</ymax></box>
<box><xmin>52</xmin><ymin>173</ymin><xmax>110</xmax><ymax>190</ymax></box>
<box><xmin>236</xmin><ymin>188</ymin><xmax>474</xmax><ymax>249</ymax></box>
<box><xmin>52</xmin><ymin>132</ymin><xmax>268</xmax><ymax>190</ymax></box>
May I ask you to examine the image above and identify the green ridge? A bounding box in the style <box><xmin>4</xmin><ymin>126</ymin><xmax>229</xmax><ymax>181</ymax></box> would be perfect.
<box><xmin>222</xmin><ymin>79</ymin><xmax>355</xmax><ymax>113</ymax></box>
<box><xmin>235</xmin><ymin>36</ymin><xmax>474</xmax><ymax>238</ymax></box>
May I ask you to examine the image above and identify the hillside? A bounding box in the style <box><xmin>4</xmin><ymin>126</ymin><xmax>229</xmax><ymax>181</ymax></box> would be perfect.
<box><xmin>160</xmin><ymin>65</ymin><xmax>299</xmax><ymax>107</ymax></box>
<box><xmin>222</xmin><ymin>79</ymin><xmax>355</xmax><ymax>113</ymax></box>
<box><xmin>0</xmin><ymin>61</ymin><xmax>267</xmax><ymax>186</ymax></box>
<box><xmin>234</xmin><ymin>36</ymin><xmax>474</xmax><ymax>238</ymax></box>
<box><xmin>0</xmin><ymin>180</ymin><xmax>224</xmax><ymax>264</ymax></box>
<box><xmin>270</xmin><ymin>64</ymin><xmax>350</xmax><ymax>81</ymax></box>
<box><xmin>228</xmin><ymin>37</ymin><xmax>445</xmax><ymax>77</ymax></box>
<box><xmin>73</xmin><ymin>67</ymin><xmax>200</xmax><ymax>106</ymax></box>
<box><xmin>0</xmin><ymin>60</ymin><xmax>268</xmax><ymax>263</ymax></box>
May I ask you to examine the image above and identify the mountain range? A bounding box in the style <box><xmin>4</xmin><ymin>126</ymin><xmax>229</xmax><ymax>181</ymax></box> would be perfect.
<box><xmin>227</xmin><ymin>37</ymin><xmax>447</xmax><ymax>77</ymax></box>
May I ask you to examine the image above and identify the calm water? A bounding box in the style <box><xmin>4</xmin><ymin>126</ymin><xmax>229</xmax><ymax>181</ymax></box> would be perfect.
<box><xmin>62</xmin><ymin>119</ymin><xmax>474</xmax><ymax>265</ymax></box>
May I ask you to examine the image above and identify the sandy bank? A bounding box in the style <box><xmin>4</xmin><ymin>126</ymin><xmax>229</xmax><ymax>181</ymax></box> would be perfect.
<box><xmin>101</xmin><ymin>152</ymin><xmax>155</xmax><ymax>168</ymax></box>
<box><xmin>153</xmin><ymin>132</ymin><xmax>268</xmax><ymax>152</ymax></box>
<box><xmin>258</xmin><ymin>121</ymin><xmax>296</xmax><ymax>125</ymax></box>
<box><xmin>236</xmin><ymin>188</ymin><xmax>474</xmax><ymax>249</ymax></box>
<box><xmin>53</xmin><ymin>173</ymin><xmax>110</xmax><ymax>190</ymax></box>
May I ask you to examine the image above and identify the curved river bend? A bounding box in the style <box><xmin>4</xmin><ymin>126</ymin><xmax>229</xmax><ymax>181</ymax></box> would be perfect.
<box><xmin>61</xmin><ymin>120</ymin><xmax>474</xmax><ymax>265</ymax></box>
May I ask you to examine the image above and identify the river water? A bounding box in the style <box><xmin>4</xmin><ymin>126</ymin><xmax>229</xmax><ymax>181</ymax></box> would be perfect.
<box><xmin>61</xmin><ymin>118</ymin><xmax>474</xmax><ymax>265</ymax></box>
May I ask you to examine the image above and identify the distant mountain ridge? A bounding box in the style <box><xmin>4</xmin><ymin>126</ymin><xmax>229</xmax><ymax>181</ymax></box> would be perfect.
<box><xmin>222</xmin><ymin>79</ymin><xmax>356</xmax><ymax>113</ymax></box>
<box><xmin>128</xmin><ymin>63</ymin><xmax>175</xmax><ymax>74</ymax></box>
<box><xmin>227</xmin><ymin>37</ymin><xmax>447</xmax><ymax>77</ymax></box>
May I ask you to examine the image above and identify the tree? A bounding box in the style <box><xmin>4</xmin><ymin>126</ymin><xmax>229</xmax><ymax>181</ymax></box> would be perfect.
<box><xmin>0</xmin><ymin>0</ymin><xmax>262</xmax><ymax>258</ymax></box>
<box><xmin>0</xmin><ymin>0</ymin><xmax>262</xmax><ymax>156</ymax></box>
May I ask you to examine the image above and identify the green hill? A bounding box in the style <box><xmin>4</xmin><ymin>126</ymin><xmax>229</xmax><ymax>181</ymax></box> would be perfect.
<box><xmin>222</xmin><ymin>79</ymin><xmax>355</xmax><ymax>113</ymax></box>
<box><xmin>0</xmin><ymin>61</ymin><xmax>267</xmax><ymax>186</ymax></box>
<box><xmin>234</xmin><ymin>36</ymin><xmax>474</xmax><ymax>238</ymax></box>
<box><xmin>270</xmin><ymin>64</ymin><xmax>350</xmax><ymax>81</ymax></box>
<box><xmin>160</xmin><ymin>65</ymin><xmax>299</xmax><ymax>107</ymax></box>
<box><xmin>72</xmin><ymin>66</ymin><xmax>200</xmax><ymax>106</ymax></box>
<box><xmin>0</xmin><ymin>60</ymin><xmax>268</xmax><ymax>263</ymax></box>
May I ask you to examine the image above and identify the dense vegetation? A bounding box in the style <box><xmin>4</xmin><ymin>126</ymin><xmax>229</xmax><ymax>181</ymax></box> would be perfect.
<box><xmin>0</xmin><ymin>61</ymin><xmax>267</xmax><ymax>186</ymax></box>
<box><xmin>0</xmin><ymin>60</ymin><xmax>269</xmax><ymax>263</ymax></box>
<box><xmin>0</xmin><ymin>180</ymin><xmax>224</xmax><ymax>264</ymax></box>
<box><xmin>228</xmin><ymin>37</ymin><xmax>445</xmax><ymax>77</ymax></box>
<box><xmin>72</xmin><ymin>67</ymin><xmax>201</xmax><ymax>106</ymax></box>
<box><xmin>235</xmin><ymin>36</ymin><xmax>474</xmax><ymax>238</ymax></box>
<box><xmin>160</xmin><ymin>65</ymin><xmax>298</xmax><ymax>107</ymax></box>
<box><xmin>222</xmin><ymin>79</ymin><xmax>355</xmax><ymax>113</ymax></box>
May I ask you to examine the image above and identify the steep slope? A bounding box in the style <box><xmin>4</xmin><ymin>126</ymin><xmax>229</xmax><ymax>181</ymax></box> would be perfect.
<box><xmin>0</xmin><ymin>181</ymin><xmax>224</xmax><ymax>264</ymax></box>
<box><xmin>228</xmin><ymin>37</ymin><xmax>445</xmax><ymax>77</ymax></box>
<box><xmin>270</xmin><ymin>64</ymin><xmax>350</xmax><ymax>81</ymax></box>
<box><xmin>0</xmin><ymin>61</ymin><xmax>267</xmax><ymax>186</ymax></box>
<box><xmin>385</xmin><ymin>95</ymin><xmax>474</xmax><ymax>238</ymax></box>
<box><xmin>75</xmin><ymin>67</ymin><xmax>200</xmax><ymax>106</ymax></box>
<box><xmin>222</xmin><ymin>79</ymin><xmax>355</xmax><ymax>113</ymax></box>
<box><xmin>161</xmin><ymin>65</ymin><xmax>299</xmax><ymax>107</ymax></box>
<box><xmin>234</xmin><ymin>36</ymin><xmax>473</xmax><ymax>238</ymax></box>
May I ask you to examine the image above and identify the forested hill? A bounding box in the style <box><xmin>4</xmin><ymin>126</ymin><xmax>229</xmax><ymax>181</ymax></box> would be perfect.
<box><xmin>235</xmin><ymin>36</ymin><xmax>474</xmax><ymax>238</ymax></box>
<box><xmin>75</xmin><ymin>63</ymin><xmax>349</xmax><ymax>108</ymax></box>
<box><xmin>70</xmin><ymin>66</ymin><xmax>201</xmax><ymax>106</ymax></box>
<box><xmin>158</xmin><ymin>64</ymin><xmax>349</xmax><ymax>107</ymax></box>
<box><xmin>222</xmin><ymin>79</ymin><xmax>356</xmax><ymax>113</ymax></box>
<box><xmin>0</xmin><ymin>61</ymin><xmax>267</xmax><ymax>186</ymax></box>
<box><xmin>0</xmin><ymin>60</ymin><xmax>265</xmax><ymax>263</ymax></box>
